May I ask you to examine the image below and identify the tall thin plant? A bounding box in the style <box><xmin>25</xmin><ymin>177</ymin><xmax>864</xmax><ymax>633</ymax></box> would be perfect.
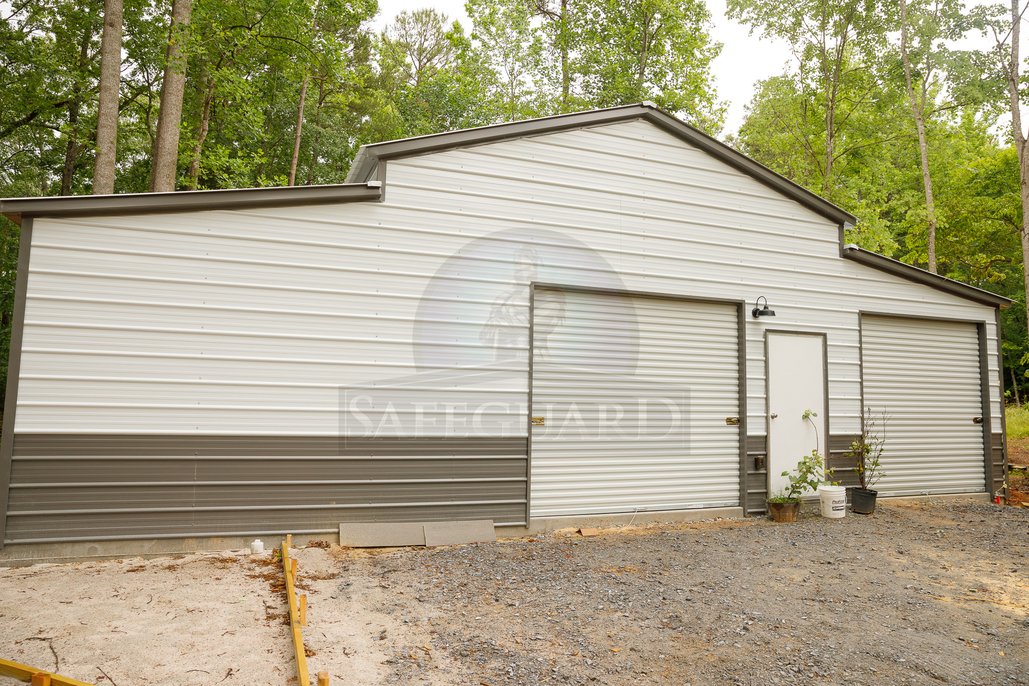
<box><xmin>847</xmin><ymin>407</ymin><xmax>888</xmax><ymax>490</ymax></box>
<box><xmin>802</xmin><ymin>408</ymin><xmax>835</xmax><ymax>484</ymax></box>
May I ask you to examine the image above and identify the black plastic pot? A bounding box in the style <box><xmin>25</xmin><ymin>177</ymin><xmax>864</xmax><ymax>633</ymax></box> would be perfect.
<box><xmin>852</xmin><ymin>487</ymin><xmax>878</xmax><ymax>515</ymax></box>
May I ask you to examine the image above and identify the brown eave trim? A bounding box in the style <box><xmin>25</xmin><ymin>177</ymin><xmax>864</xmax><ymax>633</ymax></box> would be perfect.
<box><xmin>0</xmin><ymin>182</ymin><xmax>382</xmax><ymax>221</ymax></box>
<box><xmin>0</xmin><ymin>217</ymin><xmax>33</xmax><ymax>549</ymax></box>
<box><xmin>842</xmin><ymin>245</ymin><xmax>1010</xmax><ymax>308</ymax></box>
<box><xmin>346</xmin><ymin>103</ymin><xmax>857</xmax><ymax>227</ymax></box>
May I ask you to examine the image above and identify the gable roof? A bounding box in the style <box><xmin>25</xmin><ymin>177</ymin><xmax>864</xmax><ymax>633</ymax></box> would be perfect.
<box><xmin>346</xmin><ymin>102</ymin><xmax>858</xmax><ymax>227</ymax></box>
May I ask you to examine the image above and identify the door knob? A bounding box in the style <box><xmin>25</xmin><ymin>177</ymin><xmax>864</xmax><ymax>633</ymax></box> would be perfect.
<box><xmin>770</xmin><ymin>413</ymin><xmax>778</xmax><ymax>419</ymax></box>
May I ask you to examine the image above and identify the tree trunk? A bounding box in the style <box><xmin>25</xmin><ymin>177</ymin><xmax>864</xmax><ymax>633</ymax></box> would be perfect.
<box><xmin>61</xmin><ymin>32</ymin><xmax>92</xmax><ymax>196</ymax></box>
<box><xmin>150</xmin><ymin>0</ymin><xmax>193</xmax><ymax>193</ymax></box>
<box><xmin>823</xmin><ymin>98</ymin><xmax>835</xmax><ymax>198</ymax></box>
<box><xmin>288</xmin><ymin>75</ymin><xmax>309</xmax><ymax>187</ymax></box>
<box><xmin>60</xmin><ymin>100</ymin><xmax>82</xmax><ymax>196</ymax></box>
<box><xmin>559</xmin><ymin>0</ymin><xmax>569</xmax><ymax>110</ymax></box>
<box><xmin>1011</xmin><ymin>365</ymin><xmax>1021</xmax><ymax>406</ymax></box>
<box><xmin>899</xmin><ymin>0</ymin><xmax>939</xmax><ymax>273</ymax></box>
<box><xmin>1004</xmin><ymin>0</ymin><xmax>1029</xmax><ymax>343</ymax></box>
<box><xmin>305</xmin><ymin>79</ymin><xmax>325</xmax><ymax>186</ymax></box>
<box><xmin>184</xmin><ymin>77</ymin><xmax>215</xmax><ymax>190</ymax></box>
<box><xmin>93</xmin><ymin>0</ymin><xmax>123</xmax><ymax>195</ymax></box>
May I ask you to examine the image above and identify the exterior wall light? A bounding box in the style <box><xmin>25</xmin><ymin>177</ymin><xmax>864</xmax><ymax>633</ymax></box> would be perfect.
<box><xmin>751</xmin><ymin>296</ymin><xmax>776</xmax><ymax>318</ymax></box>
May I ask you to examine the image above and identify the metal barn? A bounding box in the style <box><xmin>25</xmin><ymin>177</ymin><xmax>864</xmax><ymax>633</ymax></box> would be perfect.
<box><xmin>0</xmin><ymin>103</ymin><xmax>1010</xmax><ymax>555</ymax></box>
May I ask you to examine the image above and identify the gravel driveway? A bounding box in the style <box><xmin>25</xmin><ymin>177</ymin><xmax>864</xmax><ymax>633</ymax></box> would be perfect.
<box><xmin>1</xmin><ymin>499</ymin><xmax>1026</xmax><ymax>686</ymax></box>
<box><xmin>314</xmin><ymin>499</ymin><xmax>1028</xmax><ymax>686</ymax></box>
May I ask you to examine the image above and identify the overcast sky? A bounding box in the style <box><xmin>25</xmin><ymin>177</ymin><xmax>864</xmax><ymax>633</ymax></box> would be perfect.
<box><xmin>371</xmin><ymin>0</ymin><xmax>1027</xmax><ymax>136</ymax></box>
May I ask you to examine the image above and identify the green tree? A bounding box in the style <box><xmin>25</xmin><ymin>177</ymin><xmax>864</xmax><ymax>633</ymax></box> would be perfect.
<box><xmin>968</xmin><ymin>1</ymin><xmax>1029</xmax><ymax>350</ymax></box>
<box><xmin>728</xmin><ymin>0</ymin><xmax>892</xmax><ymax>199</ymax></box>
<box><xmin>897</xmin><ymin>0</ymin><xmax>967</xmax><ymax>273</ymax></box>
<box><xmin>577</xmin><ymin>0</ymin><xmax>724</xmax><ymax>131</ymax></box>
<box><xmin>372</xmin><ymin>10</ymin><xmax>499</xmax><ymax>139</ymax></box>
<box><xmin>467</xmin><ymin>0</ymin><xmax>544</xmax><ymax>120</ymax></box>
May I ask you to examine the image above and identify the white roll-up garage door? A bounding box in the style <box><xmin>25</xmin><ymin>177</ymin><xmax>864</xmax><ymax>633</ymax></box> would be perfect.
<box><xmin>860</xmin><ymin>315</ymin><xmax>986</xmax><ymax>495</ymax></box>
<box><xmin>529</xmin><ymin>288</ymin><xmax>741</xmax><ymax>517</ymax></box>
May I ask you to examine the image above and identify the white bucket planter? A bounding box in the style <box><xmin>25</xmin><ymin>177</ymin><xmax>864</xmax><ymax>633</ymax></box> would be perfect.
<box><xmin>818</xmin><ymin>485</ymin><xmax>847</xmax><ymax>518</ymax></box>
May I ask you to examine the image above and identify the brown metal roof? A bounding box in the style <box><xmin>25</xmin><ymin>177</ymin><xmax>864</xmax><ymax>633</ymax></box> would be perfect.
<box><xmin>842</xmin><ymin>245</ymin><xmax>1011</xmax><ymax>307</ymax></box>
<box><xmin>0</xmin><ymin>182</ymin><xmax>383</xmax><ymax>222</ymax></box>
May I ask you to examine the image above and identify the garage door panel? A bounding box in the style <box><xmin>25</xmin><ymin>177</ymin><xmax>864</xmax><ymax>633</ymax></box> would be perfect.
<box><xmin>530</xmin><ymin>289</ymin><xmax>740</xmax><ymax>517</ymax></box>
<box><xmin>861</xmin><ymin>315</ymin><xmax>985</xmax><ymax>496</ymax></box>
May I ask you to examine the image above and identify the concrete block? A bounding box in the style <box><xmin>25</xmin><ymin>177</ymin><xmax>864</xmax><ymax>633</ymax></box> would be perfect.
<box><xmin>338</xmin><ymin>522</ymin><xmax>426</xmax><ymax>548</ymax></box>
<box><xmin>422</xmin><ymin>520</ymin><xmax>496</xmax><ymax>547</ymax></box>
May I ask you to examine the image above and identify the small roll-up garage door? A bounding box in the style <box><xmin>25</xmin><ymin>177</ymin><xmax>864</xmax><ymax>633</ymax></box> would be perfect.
<box><xmin>860</xmin><ymin>315</ymin><xmax>986</xmax><ymax>495</ymax></box>
<box><xmin>529</xmin><ymin>288</ymin><xmax>741</xmax><ymax>517</ymax></box>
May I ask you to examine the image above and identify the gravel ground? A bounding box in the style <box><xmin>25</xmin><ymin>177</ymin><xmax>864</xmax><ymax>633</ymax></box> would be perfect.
<box><xmin>1</xmin><ymin>499</ymin><xmax>1026</xmax><ymax>686</ymax></box>
<box><xmin>318</xmin><ymin>499</ymin><xmax>1028</xmax><ymax>686</ymax></box>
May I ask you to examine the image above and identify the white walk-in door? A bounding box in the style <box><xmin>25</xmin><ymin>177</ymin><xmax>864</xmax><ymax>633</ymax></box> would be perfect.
<box><xmin>529</xmin><ymin>288</ymin><xmax>741</xmax><ymax>517</ymax></box>
<box><xmin>766</xmin><ymin>333</ymin><xmax>827</xmax><ymax>496</ymax></box>
<box><xmin>861</xmin><ymin>315</ymin><xmax>986</xmax><ymax>495</ymax></box>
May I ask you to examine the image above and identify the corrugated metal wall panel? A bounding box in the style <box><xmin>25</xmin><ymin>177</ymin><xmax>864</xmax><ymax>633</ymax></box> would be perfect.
<box><xmin>382</xmin><ymin>126</ymin><xmax>1002</xmax><ymax>437</ymax></box>
<box><xmin>861</xmin><ymin>316</ymin><xmax>986</xmax><ymax>495</ymax></box>
<box><xmin>5</xmin><ymin>435</ymin><xmax>527</xmax><ymax>543</ymax></box>
<box><xmin>530</xmin><ymin>289</ymin><xmax>740</xmax><ymax>516</ymax></box>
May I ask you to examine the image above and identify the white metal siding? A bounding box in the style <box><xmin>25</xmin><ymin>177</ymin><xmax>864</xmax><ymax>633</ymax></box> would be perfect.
<box><xmin>861</xmin><ymin>315</ymin><xmax>986</xmax><ymax>495</ymax></box>
<box><xmin>530</xmin><ymin>289</ymin><xmax>740</xmax><ymax>516</ymax></box>
<box><xmin>16</xmin><ymin>119</ymin><xmax>1003</xmax><ymax>486</ymax></box>
<box><xmin>19</xmin><ymin>211</ymin><xmax>529</xmax><ymax>435</ymax></box>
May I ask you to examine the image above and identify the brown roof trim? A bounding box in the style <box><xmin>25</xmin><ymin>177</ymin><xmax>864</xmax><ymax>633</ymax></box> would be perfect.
<box><xmin>842</xmin><ymin>244</ymin><xmax>1011</xmax><ymax>308</ymax></box>
<box><xmin>345</xmin><ymin>102</ymin><xmax>858</xmax><ymax>227</ymax></box>
<box><xmin>0</xmin><ymin>182</ymin><xmax>383</xmax><ymax>222</ymax></box>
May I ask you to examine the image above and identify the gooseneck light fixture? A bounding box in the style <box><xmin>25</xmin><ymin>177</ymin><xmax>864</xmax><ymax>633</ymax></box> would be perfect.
<box><xmin>751</xmin><ymin>296</ymin><xmax>776</xmax><ymax>318</ymax></box>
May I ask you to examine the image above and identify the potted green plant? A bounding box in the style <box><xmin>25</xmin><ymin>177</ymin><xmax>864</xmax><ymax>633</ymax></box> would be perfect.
<box><xmin>767</xmin><ymin>449</ymin><xmax>824</xmax><ymax>522</ymax></box>
<box><xmin>846</xmin><ymin>408</ymin><xmax>887</xmax><ymax>515</ymax></box>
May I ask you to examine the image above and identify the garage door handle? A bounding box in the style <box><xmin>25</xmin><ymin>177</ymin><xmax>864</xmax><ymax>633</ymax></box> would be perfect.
<box><xmin>725</xmin><ymin>417</ymin><xmax>740</xmax><ymax>426</ymax></box>
<box><xmin>972</xmin><ymin>416</ymin><xmax>984</xmax><ymax>425</ymax></box>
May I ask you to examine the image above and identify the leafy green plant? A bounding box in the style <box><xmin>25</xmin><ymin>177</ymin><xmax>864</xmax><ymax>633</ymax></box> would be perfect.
<box><xmin>847</xmin><ymin>407</ymin><xmax>888</xmax><ymax>490</ymax></box>
<box><xmin>766</xmin><ymin>490</ymin><xmax>797</xmax><ymax>504</ymax></box>
<box><xmin>776</xmin><ymin>449</ymin><xmax>826</xmax><ymax>502</ymax></box>
<box><xmin>801</xmin><ymin>408</ymin><xmax>836</xmax><ymax>485</ymax></box>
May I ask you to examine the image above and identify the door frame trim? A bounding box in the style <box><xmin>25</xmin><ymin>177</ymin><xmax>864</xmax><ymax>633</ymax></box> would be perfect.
<box><xmin>528</xmin><ymin>283</ymin><xmax>748</xmax><ymax>521</ymax></box>
<box><xmin>858</xmin><ymin>311</ymin><xmax>993</xmax><ymax>494</ymax></box>
<box><xmin>763</xmin><ymin>330</ymin><xmax>830</xmax><ymax>496</ymax></box>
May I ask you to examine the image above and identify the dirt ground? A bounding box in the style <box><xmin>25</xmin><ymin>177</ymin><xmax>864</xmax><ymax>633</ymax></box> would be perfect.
<box><xmin>1</xmin><ymin>499</ymin><xmax>1027</xmax><ymax>686</ymax></box>
<box><xmin>1006</xmin><ymin>438</ymin><xmax>1029</xmax><ymax>506</ymax></box>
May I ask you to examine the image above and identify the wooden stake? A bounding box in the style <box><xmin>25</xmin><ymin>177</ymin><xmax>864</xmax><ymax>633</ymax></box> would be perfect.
<box><xmin>299</xmin><ymin>594</ymin><xmax>307</xmax><ymax>626</ymax></box>
<box><xmin>281</xmin><ymin>539</ymin><xmax>310</xmax><ymax>686</ymax></box>
<box><xmin>30</xmin><ymin>674</ymin><xmax>51</xmax><ymax>686</ymax></box>
<box><xmin>317</xmin><ymin>672</ymin><xmax>330</xmax><ymax>686</ymax></box>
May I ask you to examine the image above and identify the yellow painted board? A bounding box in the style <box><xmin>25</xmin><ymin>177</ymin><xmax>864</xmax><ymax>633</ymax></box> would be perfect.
<box><xmin>0</xmin><ymin>658</ymin><xmax>94</xmax><ymax>686</ymax></box>
<box><xmin>281</xmin><ymin>541</ymin><xmax>310</xmax><ymax>686</ymax></box>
